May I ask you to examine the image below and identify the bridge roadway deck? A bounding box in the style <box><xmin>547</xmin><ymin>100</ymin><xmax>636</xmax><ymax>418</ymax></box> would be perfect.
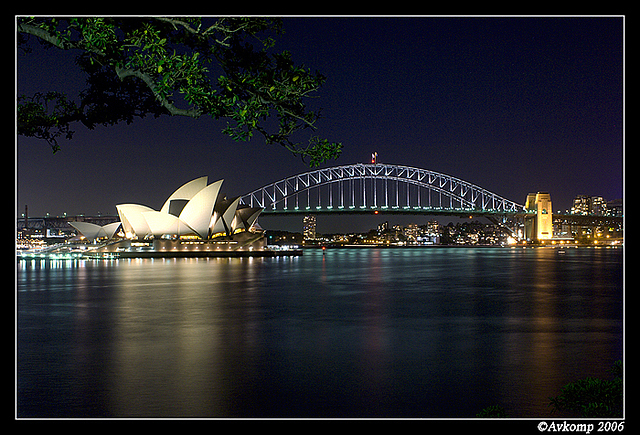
<box><xmin>260</xmin><ymin>206</ymin><xmax>529</xmax><ymax>218</ymax></box>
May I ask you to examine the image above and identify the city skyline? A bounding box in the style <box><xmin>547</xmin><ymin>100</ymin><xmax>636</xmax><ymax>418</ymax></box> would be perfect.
<box><xmin>16</xmin><ymin>16</ymin><xmax>624</xmax><ymax>233</ymax></box>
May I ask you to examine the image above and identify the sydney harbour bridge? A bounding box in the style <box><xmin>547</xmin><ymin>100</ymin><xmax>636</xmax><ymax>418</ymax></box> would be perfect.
<box><xmin>18</xmin><ymin>162</ymin><xmax>621</xmax><ymax>239</ymax></box>
<box><xmin>240</xmin><ymin>163</ymin><xmax>524</xmax><ymax>216</ymax></box>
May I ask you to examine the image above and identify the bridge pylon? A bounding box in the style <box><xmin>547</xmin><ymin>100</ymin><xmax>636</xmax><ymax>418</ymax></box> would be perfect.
<box><xmin>524</xmin><ymin>192</ymin><xmax>553</xmax><ymax>241</ymax></box>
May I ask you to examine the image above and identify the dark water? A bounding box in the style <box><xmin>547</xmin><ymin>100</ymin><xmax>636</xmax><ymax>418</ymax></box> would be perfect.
<box><xmin>17</xmin><ymin>247</ymin><xmax>623</xmax><ymax>418</ymax></box>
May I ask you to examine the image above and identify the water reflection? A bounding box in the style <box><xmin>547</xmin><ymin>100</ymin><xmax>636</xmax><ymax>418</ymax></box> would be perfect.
<box><xmin>104</xmin><ymin>258</ymin><xmax>259</xmax><ymax>416</ymax></box>
<box><xmin>17</xmin><ymin>248</ymin><xmax>622</xmax><ymax>417</ymax></box>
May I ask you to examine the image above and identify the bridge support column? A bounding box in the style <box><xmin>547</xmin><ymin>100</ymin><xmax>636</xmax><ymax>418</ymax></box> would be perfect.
<box><xmin>524</xmin><ymin>192</ymin><xmax>553</xmax><ymax>241</ymax></box>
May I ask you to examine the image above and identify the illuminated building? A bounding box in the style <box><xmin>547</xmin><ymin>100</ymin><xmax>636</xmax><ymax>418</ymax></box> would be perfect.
<box><xmin>591</xmin><ymin>196</ymin><xmax>606</xmax><ymax>216</ymax></box>
<box><xmin>571</xmin><ymin>195</ymin><xmax>608</xmax><ymax>216</ymax></box>
<box><xmin>377</xmin><ymin>221</ymin><xmax>389</xmax><ymax>233</ymax></box>
<box><xmin>524</xmin><ymin>192</ymin><xmax>553</xmax><ymax>241</ymax></box>
<box><xmin>303</xmin><ymin>215</ymin><xmax>316</xmax><ymax>240</ymax></box>
<box><xmin>68</xmin><ymin>221</ymin><xmax>121</xmax><ymax>242</ymax></box>
<box><xmin>113</xmin><ymin>176</ymin><xmax>263</xmax><ymax>240</ymax></box>
<box><xmin>404</xmin><ymin>223</ymin><xmax>420</xmax><ymax>242</ymax></box>
<box><xmin>606</xmin><ymin>198</ymin><xmax>623</xmax><ymax>217</ymax></box>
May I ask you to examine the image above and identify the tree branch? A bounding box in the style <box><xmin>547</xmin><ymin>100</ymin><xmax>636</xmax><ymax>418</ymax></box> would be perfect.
<box><xmin>17</xmin><ymin>22</ymin><xmax>73</xmax><ymax>50</ymax></box>
<box><xmin>152</xmin><ymin>17</ymin><xmax>237</xmax><ymax>47</ymax></box>
<box><xmin>154</xmin><ymin>17</ymin><xmax>201</xmax><ymax>34</ymax></box>
<box><xmin>17</xmin><ymin>17</ymin><xmax>340</xmax><ymax>166</ymax></box>
<box><xmin>114</xmin><ymin>66</ymin><xmax>202</xmax><ymax>118</ymax></box>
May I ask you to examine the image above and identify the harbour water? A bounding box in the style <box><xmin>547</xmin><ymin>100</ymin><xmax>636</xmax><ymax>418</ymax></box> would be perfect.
<box><xmin>16</xmin><ymin>246</ymin><xmax>623</xmax><ymax>418</ymax></box>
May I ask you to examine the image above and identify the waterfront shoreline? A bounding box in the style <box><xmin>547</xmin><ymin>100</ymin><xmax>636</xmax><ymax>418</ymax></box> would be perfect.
<box><xmin>115</xmin><ymin>249</ymin><xmax>303</xmax><ymax>258</ymax></box>
<box><xmin>302</xmin><ymin>243</ymin><xmax>621</xmax><ymax>249</ymax></box>
<box><xmin>17</xmin><ymin>249</ymin><xmax>303</xmax><ymax>260</ymax></box>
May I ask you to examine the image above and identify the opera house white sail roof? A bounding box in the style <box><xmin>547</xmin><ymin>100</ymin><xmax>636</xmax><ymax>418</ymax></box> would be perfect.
<box><xmin>68</xmin><ymin>221</ymin><xmax>122</xmax><ymax>242</ymax></box>
<box><xmin>70</xmin><ymin>177</ymin><xmax>262</xmax><ymax>242</ymax></box>
<box><xmin>113</xmin><ymin>177</ymin><xmax>262</xmax><ymax>240</ymax></box>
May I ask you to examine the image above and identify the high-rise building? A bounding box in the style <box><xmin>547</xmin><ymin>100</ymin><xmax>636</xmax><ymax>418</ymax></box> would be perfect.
<box><xmin>591</xmin><ymin>196</ymin><xmax>606</xmax><ymax>216</ymax></box>
<box><xmin>426</xmin><ymin>220</ymin><xmax>441</xmax><ymax>236</ymax></box>
<box><xmin>571</xmin><ymin>195</ymin><xmax>590</xmax><ymax>215</ymax></box>
<box><xmin>302</xmin><ymin>215</ymin><xmax>316</xmax><ymax>240</ymax></box>
<box><xmin>606</xmin><ymin>198</ymin><xmax>623</xmax><ymax>217</ymax></box>
<box><xmin>404</xmin><ymin>223</ymin><xmax>419</xmax><ymax>242</ymax></box>
<box><xmin>571</xmin><ymin>195</ymin><xmax>608</xmax><ymax>216</ymax></box>
<box><xmin>377</xmin><ymin>221</ymin><xmax>389</xmax><ymax>233</ymax></box>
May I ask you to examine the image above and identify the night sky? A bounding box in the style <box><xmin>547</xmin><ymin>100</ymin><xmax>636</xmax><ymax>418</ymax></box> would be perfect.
<box><xmin>16</xmin><ymin>16</ymin><xmax>624</xmax><ymax>233</ymax></box>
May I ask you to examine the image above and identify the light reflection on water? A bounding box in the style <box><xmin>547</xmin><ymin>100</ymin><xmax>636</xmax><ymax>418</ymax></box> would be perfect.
<box><xmin>17</xmin><ymin>247</ymin><xmax>623</xmax><ymax>418</ymax></box>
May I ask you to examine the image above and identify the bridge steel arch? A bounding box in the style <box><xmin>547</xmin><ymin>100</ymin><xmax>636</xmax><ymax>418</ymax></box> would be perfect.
<box><xmin>240</xmin><ymin>163</ymin><xmax>525</xmax><ymax>214</ymax></box>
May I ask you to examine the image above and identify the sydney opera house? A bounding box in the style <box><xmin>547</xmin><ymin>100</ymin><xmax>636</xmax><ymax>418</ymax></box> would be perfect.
<box><xmin>70</xmin><ymin>177</ymin><xmax>268</xmax><ymax>256</ymax></box>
